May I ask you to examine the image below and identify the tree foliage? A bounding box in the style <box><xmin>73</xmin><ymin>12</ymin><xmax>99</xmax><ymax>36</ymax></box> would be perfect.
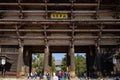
<box><xmin>32</xmin><ymin>53</ymin><xmax>44</xmax><ymax>73</ymax></box>
<box><xmin>61</xmin><ymin>54</ymin><xmax>67</xmax><ymax>71</ymax></box>
<box><xmin>75</xmin><ymin>54</ymin><xmax>86</xmax><ymax>75</ymax></box>
<box><xmin>52</xmin><ymin>57</ymin><xmax>56</xmax><ymax>72</ymax></box>
<box><xmin>61</xmin><ymin>53</ymin><xmax>86</xmax><ymax>75</ymax></box>
<box><xmin>32</xmin><ymin>53</ymin><xmax>56</xmax><ymax>73</ymax></box>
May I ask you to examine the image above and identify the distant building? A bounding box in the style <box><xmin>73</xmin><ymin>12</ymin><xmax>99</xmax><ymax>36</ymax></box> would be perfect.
<box><xmin>55</xmin><ymin>60</ymin><xmax>62</xmax><ymax>71</ymax></box>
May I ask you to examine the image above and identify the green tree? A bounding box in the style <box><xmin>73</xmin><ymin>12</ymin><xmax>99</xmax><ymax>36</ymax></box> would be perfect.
<box><xmin>61</xmin><ymin>53</ymin><xmax>87</xmax><ymax>75</ymax></box>
<box><xmin>32</xmin><ymin>53</ymin><xmax>44</xmax><ymax>73</ymax></box>
<box><xmin>52</xmin><ymin>57</ymin><xmax>56</xmax><ymax>72</ymax></box>
<box><xmin>61</xmin><ymin>54</ymin><xmax>67</xmax><ymax>72</ymax></box>
<box><xmin>75</xmin><ymin>54</ymin><xmax>86</xmax><ymax>75</ymax></box>
<box><xmin>32</xmin><ymin>53</ymin><xmax>56</xmax><ymax>73</ymax></box>
<box><xmin>38</xmin><ymin>54</ymin><xmax>44</xmax><ymax>73</ymax></box>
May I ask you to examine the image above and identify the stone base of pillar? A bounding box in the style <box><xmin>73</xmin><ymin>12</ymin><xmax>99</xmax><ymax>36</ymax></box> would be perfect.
<box><xmin>97</xmin><ymin>71</ymin><xmax>103</xmax><ymax>79</ymax></box>
<box><xmin>16</xmin><ymin>72</ymin><xmax>20</xmax><ymax>78</ymax></box>
<box><xmin>16</xmin><ymin>72</ymin><xmax>26</xmax><ymax>78</ymax></box>
<box><xmin>70</xmin><ymin>71</ymin><xmax>75</xmax><ymax>78</ymax></box>
<box><xmin>44</xmin><ymin>70</ymin><xmax>47</xmax><ymax>76</ymax></box>
<box><xmin>25</xmin><ymin>66</ymin><xmax>29</xmax><ymax>76</ymax></box>
<box><xmin>43</xmin><ymin>75</ymin><xmax>47</xmax><ymax>80</ymax></box>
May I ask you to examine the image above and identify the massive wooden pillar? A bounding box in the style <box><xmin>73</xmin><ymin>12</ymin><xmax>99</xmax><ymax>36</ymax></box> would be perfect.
<box><xmin>69</xmin><ymin>47</ymin><xmax>75</xmax><ymax>78</ymax></box>
<box><xmin>68</xmin><ymin>21</ymin><xmax>76</xmax><ymax>78</ymax></box>
<box><xmin>93</xmin><ymin>39</ymin><xmax>102</xmax><ymax>78</ymax></box>
<box><xmin>87</xmin><ymin>46</ymin><xmax>94</xmax><ymax>77</ymax></box>
<box><xmin>94</xmin><ymin>26</ymin><xmax>103</xmax><ymax>78</ymax></box>
<box><xmin>96</xmin><ymin>46</ymin><xmax>101</xmax><ymax>71</ymax></box>
<box><xmin>113</xmin><ymin>47</ymin><xmax>120</xmax><ymax>75</ymax></box>
<box><xmin>16</xmin><ymin>46</ymin><xmax>24</xmax><ymax>78</ymax></box>
<box><xmin>43</xmin><ymin>25</ymin><xmax>51</xmax><ymax>76</ymax></box>
<box><xmin>93</xmin><ymin>42</ymin><xmax>102</xmax><ymax>78</ymax></box>
<box><xmin>44</xmin><ymin>45</ymin><xmax>51</xmax><ymax>75</ymax></box>
<box><xmin>24</xmin><ymin>50</ymin><xmax>30</xmax><ymax>76</ymax></box>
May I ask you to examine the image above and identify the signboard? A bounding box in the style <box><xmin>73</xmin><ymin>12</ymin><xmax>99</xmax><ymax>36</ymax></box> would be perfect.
<box><xmin>50</xmin><ymin>13</ymin><xmax>68</xmax><ymax>19</ymax></box>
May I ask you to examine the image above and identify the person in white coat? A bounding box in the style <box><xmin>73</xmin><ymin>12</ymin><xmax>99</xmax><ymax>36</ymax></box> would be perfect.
<box><xmin>53</xmin><ymin>72</ymin><xmax>58</xmax><ymax>80</ymax></box>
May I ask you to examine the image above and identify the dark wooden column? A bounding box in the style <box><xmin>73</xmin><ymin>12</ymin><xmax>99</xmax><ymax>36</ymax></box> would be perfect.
<box><xmin>95</xmin><ymin>43</ymin><xmax>101</xmax><ymax>71</ymax></box>
<box><xmin>24</xmin><ymin>50</ymin><xmax>30</xmax><ymax>76</ymax></box>
<box><xmin>16</xmin><ymin>34</ymin><xmax>23</xmax><ymax>77</ymax></box>
<box><xmin>43</xmin><ymin>25</ymin><xmax>51</xmax><ymax>75</ymax></box>
<box><xmin>87</xmin><ymin>46</ymin><xmax>94</xmax><ymax>77</ymax></box>
<box><xmin>15</xmin><ymin>7</ymin><xmax>23</xmax><ymax>77</ymax></box>
<box><xmin>16</xmin><ymin>46</ymin><xmax>24</xmax><ymax>78</ymax></box>
<box><xmin>113</xmin><ymin>47</ymin><xmax>120</xmax><ymax>75</ymax></box>
<box><xmin>69</xmin><ymin>47</ymin><xmax>75</xmax><ymax>78</ymax></box>
<box><xmin>68</xmin><ymin>22</ymin><xmax>76</xmax><ymax>77</ymax></box>
<box><xmin>95</xmin><ymin>0</ymin><xmax>102</xmax><ymax>77</ymax></box>
<box><xmin>44</xmin><ymin>45</ymin><xmax>50</xmax><ymax>75</ymax></box>
<box><xmin>94</xmin><ymin>25</ymin><xmax>103</xmax><ymax>78</ymax></box>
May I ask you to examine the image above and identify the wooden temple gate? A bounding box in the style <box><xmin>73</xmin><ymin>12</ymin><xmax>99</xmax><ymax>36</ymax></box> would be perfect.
<box><xmin>0</xmin><ymin>46</ymin><xmax>120</xmax><ymax>77</ymax></box>
<box><xmin>0</xmin><ymin>0</ymin><xmax>120</xmax><ymax>78</ymax></box>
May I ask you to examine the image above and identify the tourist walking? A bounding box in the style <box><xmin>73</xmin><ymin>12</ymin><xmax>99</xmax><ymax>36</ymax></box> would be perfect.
<box><xmin>39</xmin><ymin>72</ymin><xmax>43</xmax><ymax>80</ymax></box>
<box><xmin>46</xmin><ymin>72</ymin><xmax>50</xmax><ymax>80</ymax></box>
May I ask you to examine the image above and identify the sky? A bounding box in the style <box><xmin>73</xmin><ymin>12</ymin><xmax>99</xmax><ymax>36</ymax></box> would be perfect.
<box><xmin>52</xmin><ymin>53</ymin><xmax>86</xmax><ymax>60</ymax></box>
<box><xmin>52</xmin><ymin>53</ymin><xmax>65</xmax><ymax>60</ymax></box>
<box><xmin>32</xmin><ymin>53</ymin><xmax>86</xmax><ymax>60</ymax></box>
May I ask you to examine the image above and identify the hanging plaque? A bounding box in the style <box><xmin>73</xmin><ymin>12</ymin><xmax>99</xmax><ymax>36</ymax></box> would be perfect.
<box><xmin>50</xmin><ymin>13</ymin><xmax>68</xmax><ymax>19</ymax></box>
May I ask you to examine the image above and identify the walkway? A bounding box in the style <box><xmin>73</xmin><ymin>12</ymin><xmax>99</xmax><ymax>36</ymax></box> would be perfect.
<box><xmin>0</xmin><ymin>76</ymin><xmax>117</xmax><ymax>80</ymax></box>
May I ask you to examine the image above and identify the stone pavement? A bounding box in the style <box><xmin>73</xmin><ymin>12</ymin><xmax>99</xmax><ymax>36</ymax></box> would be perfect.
<box><xmin>0</xmin><ymin>77</ymin><xmax>27</xmax><ymax>80</ymax></box>
<box><xmin>0</xmin><ymin>77</ymin><xmax>78</xmax><ymax>80</ymax></box>
<box><xmin>0</xmin><ymin>77</ymin><xmax>116</xmax><ymax>80</ymax></box>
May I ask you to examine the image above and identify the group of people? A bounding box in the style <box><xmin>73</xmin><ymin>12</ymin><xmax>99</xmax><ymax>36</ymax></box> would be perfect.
<box><xmin>56</xmin><ymin>71</ymin><xmax>71</xmax><ymax>80</ymax></box>
<box><xmin>27</xmin><ymin>70</ymin><xmax>70</xmax><ymax>80</ymax></box>
<box><xmin>27</xmin><ymin>71</ymin><xmax>38</xmax><ymax>79</ymax></box>
<box><xmin>45</xmin><ymin>71</ymin><xmax>71</xmax><ymax>80</ymax></box>
<box><xmin>28</xmin><ymin>70</ymin><xmax>43</xmax><ymax>80</ymax></box>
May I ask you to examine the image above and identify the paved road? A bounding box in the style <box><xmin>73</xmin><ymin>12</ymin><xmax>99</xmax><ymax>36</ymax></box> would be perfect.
<box><xmin>0</xmin><ymin>77</ymin><xmax>118</xmax><ymax>80</ymax></box>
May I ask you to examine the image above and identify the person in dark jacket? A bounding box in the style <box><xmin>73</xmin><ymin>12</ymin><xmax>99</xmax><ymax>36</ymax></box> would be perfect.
<box><xmin>39</xmin><ymin>72</ymin><xmax>43</xmax><ymax>80</ymax></box>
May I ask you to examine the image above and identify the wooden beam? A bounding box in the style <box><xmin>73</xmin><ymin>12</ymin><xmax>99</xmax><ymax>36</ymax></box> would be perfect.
<box><xmin>101</xmin><ymin>4</ymin><xmax>120</xmax><ymax>7</ymax></box>
<box><xmin>0</xmin><ymin>29</ymin><xmax>120</xmax><ymax>32</ymax></box>
<box><xmin>0</xmin><ymin>35</ymin><xmax>120</xmax><ymax>40</ymax></box>
<box><xmin>0</xmin><ymin>40</ymin><xmax>118</xmax><ymax>46</ymax></box>
<box><xmin>0</xmin><ymin>21</ymin><xmax>120</xmax><ymax>25</ymax></box>
<box><xmin>0</xmin><ymin>18</ymin><xmax>119</xmax><ymax>22</ymax></box>
<box><xmin>0</xmin><ymin>3</ymin><xmax>98</xmax><ymax>7</ymax></box>
<box><xmin>0</xmin><ymin>52</ymin><xmax>18</xmax><ymax>54</ymax></box>
<box><xmin>0</xmin><ymin>10</ymin><xmax>115</xmax><ymax>13</ymax></box>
